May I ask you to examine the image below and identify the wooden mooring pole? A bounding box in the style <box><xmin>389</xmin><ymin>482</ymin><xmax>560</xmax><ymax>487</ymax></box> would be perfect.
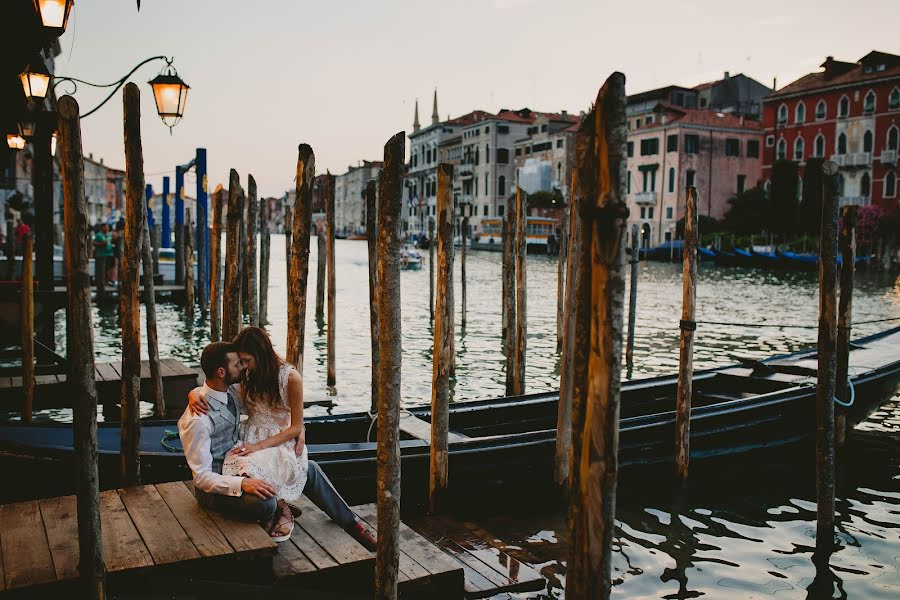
<box><xmin>375</xmin><ymin>131</ymin><xmax>405</xmax><ymax>600</ymax></box>
<box><xmin>429</xmin><ymin>163</ymin><xmax>454</xmax><ymax>514</ymax></box>
<box><xmin>316</xmin><ymin>230</ymin><xmax>326</xmax><ymax>322</ymax></box>
<box><xmin>223</xmin><ymin>170</ymin><xmax>244</xmax><ymax>342</ymax></box>
<box><xmin>185</xmin><ymin>209</ymin><xmax>195</xmax><ymax>319</ymax></box>
<box><xmin>675</xmin><ymin>186</ymin><xmax>699</xmax><ymax>482</ymax></box>
<box><xmin>366</xmin><ymin>180</ymin><xmax>379</xmax><ymax>415</ymax></box>
<box><xmin>21</xmin><ymin>233</ymin><xmax>34</xmax><ymax>423</ymax></box>
<box><xmin>326</xmin><ymin>173</ymin><xmax>337</xmax><ymax>388</ymax></box>
<box><xmin>556</xmin><ymin>209</ymin><xmax>568</xmax><ymax>351</ymax></box>
<box><xmin>814</xmin><ymin>160</ymin><xmax>840</xmax><ymax>566</ymax></box>
<box><xmin>287</xmin><ymin>145</ymin><xmax>314</xmax><ymax>372</ymax></box>
<box><xmin>460</xmin><ymin>215</ymin><xmax>468</xmax><ymax>330</ymax></box>
<box><xmin>59</xmin><ymin>94</ymin><xmax>107</xmax><ymax>600</ymax></box>
<box><xmin>259</xmin><ymin>198</ymin><xmax>271</xmax><ymax>326</ymax></box>
<box><xmin>247</xmin><ymin>176</ymin><xmax>259</xmax><ymax>327</ymax></box>
<box><xmin>565</xmin><ymin>72</ymin><xmax>628</xmax><ymax>600</ymax></box>
<box><xmin>285</xmin><ymin>205</ymin><xmax>293</xmax><ymax>283</ymax></box>
<box><xmin>503</xmin><ymin>194</ymin><xmax>517</xmax><ymax>395</ymax></box>
<box><xmin>140</xmin><ymin>209</ymin><xmax>164</xmax><ymax>418</ymax></box>
<box><xmin>513</xmin><ymin>186</ymin><xmax>527</xmax><ymax>395</ymax></box>
<box><xmin>428</xmin><ymin>217</ymin><xmax>435</xmax><ymax>321</ymax></box>
<box><xmin>625</xmin><ymin>223</ymin><xmax>639</xmax><ymax>367</ymax></box>
<box><xmin>835</xmin><ymin>205</ymin><xmax>857</xmax><ymax>449</ymax></box>
<box><xmin>210</xmin><ymin>185</ymin><xmax>224</xmax><ymax>341</ymax></box>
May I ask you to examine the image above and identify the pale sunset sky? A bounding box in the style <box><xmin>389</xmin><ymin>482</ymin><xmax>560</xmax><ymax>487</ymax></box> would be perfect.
<box><xmin>56</xmin><ymin>0</ymin><xmax>899</xmax><ymax>198</ymax></box>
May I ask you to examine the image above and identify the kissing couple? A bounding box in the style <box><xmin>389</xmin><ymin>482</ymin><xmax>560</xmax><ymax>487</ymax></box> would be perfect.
<box><xmin>178</xmin><ymin>326</ymin><xmax>376</xmax><ymax>549</ymax></box>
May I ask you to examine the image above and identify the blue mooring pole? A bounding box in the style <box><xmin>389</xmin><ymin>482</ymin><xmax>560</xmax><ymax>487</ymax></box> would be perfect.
<box><xmin>175</xmin><ymin>165</ymin><xmax>185</xmax><ymax>285</ymax></box>
<box><xmin>161</xmin><ymin>176</ymin><xmax>171</xmax><ymax>248</ymax></box>
<box><xmin>145</xmin><ymin>183</ymin><xmax>155</xmax><ymax>230</ymax></box>
<box><xmin>196</xmin><ymin>148</ymin><xmax>209</xmax><ymax>309</ymax></box>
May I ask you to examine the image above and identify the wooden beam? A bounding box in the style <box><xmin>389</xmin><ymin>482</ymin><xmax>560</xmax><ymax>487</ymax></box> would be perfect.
<box><xmin>223</xmin><ymin>170</ymin><xmax>243</xmax><ymax>342</ymax></box>
<box><xmin>675</xmin><ymin>186</ymin><xmax>699</xmax><ymax>481</ymax></box>
<box><xmin>246</xmin><ymin>175</ymin><xmax>259</xmax><ymax>327</ymax></box>
<box><xmin>287</xmin><ymin>145</ymin><xmax>314</xmax><ymax>372</ymax></box>
<box><xmin>366</xmin><ymin>180</ymin><xmax>379</xmax><ymax>416</ymax></box>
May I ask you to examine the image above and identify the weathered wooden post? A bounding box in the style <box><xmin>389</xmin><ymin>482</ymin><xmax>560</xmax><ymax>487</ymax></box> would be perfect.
<box><xmin>120</xmin><ymin>83</ymin><xmax>145</xmax><ymax>488</ymax></box>
<box><xmin>247</xmin><ymin>176</ymin><xmax>259</xmax><ymax>327</ymax></box>
<box><xmin>210</xmin><ymin>185</ymin><xmax>224</xmax><ymax>341</ymax></box>
<box><xmin>286</xmin><ymin>145</ymin><xmax>314</xmax><ymax>372</ymax></box>
<box><xmin>151</xmin><ymin>219</ymin><xmax>161</xmax><ymax>278</ymax></box>
<box><xmin>814</xmin><ymin>160</ymin><xmax>840</xmax><ymax>567</ymax></box>
<box><xmin>316</xmin><ymin>230</ymin><xmax>326</xmax><ymax>321</ymax></box>
<box><xmin>140</xmin><ymin>211</ymin><xmax>164</xmax><ymax>418</ymax></box>
<box><xmin>555</xmin><ymin>182</ymin><xmax>580</xmax><ymax>485</ymax></box>
<box><xmin>512</xmin><ymin>186</ymin><xmax>527</xmax><ymax>395</ymax></box>
<box><xmin>58</xmin><ymin>94</ymin><xmax>107</xmax><ymax>600</ymax></box>
<box><xmin>566</xmin><ymin>72</ymin><xmax>628</xmax><ymax>600</ymax></box>
<box><xmin>326</xmin><ymin>173</ymin><xmax>337</xmax><ymax>388</ymax></box>
<box><xmin>428</xmin><ymin>217</ymin><xmax>435</xmax><ymax>321</ymax></box>
<box><xmin>21</xmin><ymin>233</ymin><xmax>34</xmax><ymax>423</ymax></box>
<box><xmin>501</xmin><ymin>209</ymin><xmax>510</xmax><ymax>346</ymax></box>
<box><xmin>503</xmin><ymin>194</ymin><xmax>517</xmax><ymax>395</ymax></box>
<box><xmin>674</xmin><ymin>186</ymin><xmax>699</xmax><ymax>482</ymax></box>
<box><xmin>366</xmin><ymin>180</ymin><xmax>379</xmax><ymax>415</ymax></box>
<box><xmin>375</xmin><ymin>131</ymin><xmax>405</xmax><ymax>600</ymax></box>
<box><xmin>625</xmin><ymin>223</ymin><xmax>639</xmax><ymax>367</ymax></box>
<box><xmin>556</xmin><ymin>209</ymin><xmax>568</xmax><ymax>351</ymax></box>
<box><xmin>223</xmin><ymin>170</ymin><xmax>244</xmax><ymax>341</ymax></box>
<box><xmin>430</xmin><ymin>163</ymin><xmax>455</xmax><ymax>513</ymax></box>
<box><xmin>460</xmin><ymin>214</ymin><xmax>468</xmax><ymax>329</ymax></box>
<box><xmin>835</xmin><ymin>205</ymin><xmax>857</xmax><ymax>448</ymax></box>
<box><xmin>185</xmin><ymin>209</ymin><xmax>195</xmax><ymax>319</ymax></box>
<box><xmin>259</xmin><ymin>198</ymin><xmax>271</xmax><ymax>326</ymax></box>
<box><xmin>239</xmin><ymin>191</ymin><xmax>248</xmax><ymax>318</ymax></box>
<box><xmin>284</xmin><ymin>205</ymin><xmax>293</xmax><ymax>283</ymax></box>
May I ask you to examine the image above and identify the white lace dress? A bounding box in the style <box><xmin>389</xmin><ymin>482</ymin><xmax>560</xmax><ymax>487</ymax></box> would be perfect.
<box><xmin>222</xmin><ymin>363</ymin><xmax>309</xmax><ymax>502</ymax></box>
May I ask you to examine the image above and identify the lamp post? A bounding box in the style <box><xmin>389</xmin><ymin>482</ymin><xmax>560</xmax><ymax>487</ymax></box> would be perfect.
<box><xmin>32</xmin><ymin>0</ymin><xmax>75</xmax><ymax>36</ymax></box>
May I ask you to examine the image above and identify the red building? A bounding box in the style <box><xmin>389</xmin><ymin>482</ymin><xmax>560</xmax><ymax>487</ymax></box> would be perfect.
<box><xmin>762</xmin><ymin>51</ymin><xmax>900</xmax><ymax>210</ymax></box>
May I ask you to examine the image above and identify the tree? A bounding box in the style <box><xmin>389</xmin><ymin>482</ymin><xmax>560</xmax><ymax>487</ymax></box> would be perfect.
<box><xmin>723</xmin><ymin>186</ymin><xmax>769</xmax><ymax>234</ymax></box>
<box><xmin>798</xmin><ymin>158</ymin><xmax>824</xmax><ymax>234</ymax></box>
<box><xmin>675</xmin><ymin>214</ymin><xmax>721</xmax><ymax>238</ymax></box>
<box><xmin>526</xmin><ymin>189</ymin><xmax>564</xmax><ymax>210</ymax></box>
<box><xmin>769</xmin><ymin>159</ymin><xmax>799</xmax><ymax>235</ymax></box>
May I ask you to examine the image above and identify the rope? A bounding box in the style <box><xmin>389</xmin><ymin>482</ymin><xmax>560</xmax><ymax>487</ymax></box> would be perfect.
<box><xmin>694</xmin><ymin>316</ymin><xmax>900</xmax><ymax>330</ymax></box>
<box><xmin>834</xmin><ymin>377</ymin><xmax>855</xmax><ymax>408</ymax></box>
<box><xmin>161</xmin><ymin>429</ymin><xmax>183</xmax><ymax>453</ymax></box>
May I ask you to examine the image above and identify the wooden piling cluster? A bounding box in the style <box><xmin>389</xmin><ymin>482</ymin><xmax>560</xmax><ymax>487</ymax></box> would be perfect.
<box><xmin>325</xmin><ymin>173</ymin><xmax>337</xmax><ymax>388</ymax></box>
<box><xmin>565</xmin><ymin>73</ymin><xmax>628</xmax><ymax>600</ymax></box>
<box><xmin>503</xmin><ymin>194</ymin><xmax>516</xmax><ymax>395</ymax></box>
<box><xmin>287</xmin><ymin>145</ymin><xmax>314</xmax><ymax>372</ymax></box>
<box><xmin>835</xmin><ymin>205</ymin><xmax>857</xmax><ymax>448</ymax></box>
<box><xmin>674</xmin><ymin>186</ymin><xmax>699</xmax><ymax>481</ymax></box>
<box><xmin>366</xmin><ymin>180</ymin><xmax>379</xmax><ymax>415</ymax></box>
<box><xmin>210</xmin><ymin>185</ymin><xmax>225</xmax><ymax>341</ymax></box>
<box><xmin>140</xmin><ymin>206</ymin><xmax>164</xmax><ymax>418</ymax></box>
<box><xmin>223</xmin><ymin>170</ymin><xmax>244</xmax><ymax>342</ymax></box>
<box><xmin>259</xmin><ymin>197</ymin><xmax>271</xmax><ymax>326</ymax></box>
<box><xmin>247</xmin><ymin>176</ymin><xmax>260</xmax><ymax>327</ymax></box>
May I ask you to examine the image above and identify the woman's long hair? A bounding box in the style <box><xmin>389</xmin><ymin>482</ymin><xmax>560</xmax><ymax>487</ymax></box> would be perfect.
<box><xmin>233</xmin><ymin>327</ymin><xmax>284</xmax><ymax>409</ymax></box>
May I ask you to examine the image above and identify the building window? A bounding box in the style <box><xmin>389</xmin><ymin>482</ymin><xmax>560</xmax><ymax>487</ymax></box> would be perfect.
<box><xmin>498</xmin><ymin>205</ymin><xmax>505</xmax><ymax>216</ymax></box>
<box><xmin>640</xmin><ymin>207</ymin><xmax>646</xmax><ymax>219</ymax></box>
<box><xmin>626</xmin><ymin>172</ymin><xmax>631</xmax><ymax>194</ymax></box>
<box><xmin>885</xmin><ymin>171</ymin><xmax>897</xmax><ymax>198</ymax></box>
<box><xmin>890</xmin><ymin>88</ymin><xmax>900</xmax><ymax>110</ymax></box>
<box><xmin>686</xmin><ymin>169</ymin><xmax>696</xmax><ymax>187</ymax></box>
<box><xmin>485</xmin><ymin>126</ymin><xmax>490</xmax><ymax>133</ymax></box>
<box><xmin>636</xmin><ymin>118</ymin><xmax>642</xmax><ymax>128</ymax></box>
<box><xmin>861</xmin><ymin>172</ymin><xmax>871</xmax><ymax>197</ymax></box>
<box><xmin>483</xmin><ymin>204</ymin><xmax>489</xmax><ymax>216</ymax></box>
<box><xmin>496</xmin><ymin>148</ymin><xmax>509</xmax><ymax>164</ymax></box>
<box><xmin>735</xmin><ymin>174</ymin><xmax>746</xmax><ymax>194</ymax></box>
<box><xmin>668</xmin><ymin>167</ymin><xmax>675</xmax><ymax>193</ymax></box>
<box><xmin>646</xmin><ymin>115</ymin><xmax>654</xmax><ymax>125</ymax></box>
<box><xmin>765</xmin><ymin>135</ymin><xmax>774</xmax><ymax>148</ymax></box>
<box><xmin>557</xmin><ymin>162</ymin><xmax>562</xmax><ymax>185</ymax></box>
<box><xmin>473</xmin><ymin>205</ymin><xmax>478</xmax><ymax>216</ymax></box>
<box><xmin>475</xmin><ymin>177</ymin><xmax>478</xmax><ymax>196</ymax></box>
<box><xmin>627</xmin><ymin>141</ymin><xmax>634</xmax><ymax>157</ymax></box>
<box><xmin>863</xmin><ymin>130</ymin><xmax>873</xmax><ymax>153</ymax></box>
<box><xmin>838</xmin><ymin>96</ymin><xmax>850</xmax><ymax>118</ymax></box>
<box><xmin>777</xmin><ymin>104</ymin><xmax>788</xmax><ymax>126</ymax></box>
<box><xmin>666</xmin><ymin>206</ymin><xmax>673</xmax><ymax>219</ymax></box>
<box><xmin>795</xmin><ymin>102</ymin><xmax>806</xmax><ymax>124</ymax></box>
<box><xmin>484</xmin><ymin>173</ymin><xmax>489</xmax><ymax>196</ymax></box>
<box><xmin>863</xmin><ymin>90</ymin><xmax>876</xmax><ymax>114</ymax></box>
<box><xmin>814</xmin><ymin>134</ymin><xmax>825</xmax><ymax>158</ymax></box>
<box><xmin>640</xmin><ymin>138</ymin><xmax>659</xmax><ymax>155</ymax></box>
<box><xmin>684</xmin><ymin>134</ymin><xmax>699</xmax><ymax>154</ymax></box>
<box><xmin>777</xmin><ymin>138</ymin><xmax>787</xmax><ymax>160</ymax></box>
<box><xmin>794</xmin><ymin>137</ymin><xmax>804</xmax><ymax>160</ymax></box>
<box><xmin>746</xmin><ymin>139</ymin><xmax>760</xmax><ymax>158</ymax></box>
<box><xmin>498</xmin><ymin>125</ymin><xmax>509</xmax><ymax>134</ymax></box>
<box><xmin>648</xmin><ymin>207</ymin><xmax>654</xmax><ymax>219</ymax></box>
<box><xmin>888</xmin><ymin>126</ymin><xmax>899</xmax><ymax>151</ymax></box>
<box><xmin>498</xmin><ymin>175</ymin><xmax>506</xmax><ymax>197</ymax></box>
<box><xmin>556</xmin><ymin>139</ymin><xmax>563</xmax><ymax>148</ymax></box>
<box><xmin>475</xmin><ymin>146</ymin><xmax>480</xmax><ymax>165</ymax></box>
<box><xmin>640</xmin><ymin>167</ymin><xmax>657</xmax><ymax>192</ymax></box>
<box><xmin>485</xmin><ymin>144</ymin><xmax>490</xmax><ymax>163</ymax></box>
<box><xmin>667</xmin><ymin>134</ymin><xmax>678</xmax><ymax>152</ymax></box>
<box><xmin>816</xmin><ymin>100</ymin><xmax>827</xmax><ymax>120</ymax></box>
<box><xmin>541</xmin><ymin>124</ymin><xmax>548</xmax><ymax>132</ymax></box>
<box><xmin>837</xmin><ymin>133</ymin><xmax>847</xmax><ymax>155</ymax></box>
<box><xmin>725</xmin><ymin>138</ymin><xmax>740</xmax><ymax>157</ymax></box>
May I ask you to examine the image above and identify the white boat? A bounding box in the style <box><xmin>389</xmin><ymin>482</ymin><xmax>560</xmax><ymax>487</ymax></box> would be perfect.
<box><xmin>400</xmin><ymin>246</ymin><xmax>423</xmax><ymax>270</ymax></box>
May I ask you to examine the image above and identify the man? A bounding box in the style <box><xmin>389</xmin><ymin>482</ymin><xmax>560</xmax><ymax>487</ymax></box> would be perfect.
<box><xmin>178</xmin><ymin>342</ymin><xmax>278</xmax><ymax>524</ymax></box>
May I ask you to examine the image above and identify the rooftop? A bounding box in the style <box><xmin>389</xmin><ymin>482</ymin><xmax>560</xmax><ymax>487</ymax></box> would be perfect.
<box><xmin>766</xmin><ymin>51</ymin><xmax>900</xmax><ymax>99</ymax></box>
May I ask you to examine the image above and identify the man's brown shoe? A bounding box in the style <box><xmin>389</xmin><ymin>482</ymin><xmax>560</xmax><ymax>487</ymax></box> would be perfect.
<box><xmin>349</xmin><ymin>521</ymin><xmax>377</xmax><ymax>552</ymax></box>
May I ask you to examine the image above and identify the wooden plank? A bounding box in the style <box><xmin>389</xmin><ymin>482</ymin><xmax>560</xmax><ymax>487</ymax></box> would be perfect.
<box><xmin>9</xmin><ymin>376</ymin><xmax>22</xmax><ymax>389</ymax></box>
<box><xmin>0</xmin><ymin>500</ymin><xmax>57</xmax><ymax>589</ymax></box>
<box><xmin>293</xmin><ymin>497</ymin><xmax>372</xmax><ymax>565</ymax></box>
<box><xmin>0</xmin><ymin>376</ymin><xmax>12</xmax><ymax>389</ymax></box>
<box><xmin>99</xmin><ymin>490</ymin><xmax>154</xmax><ymax>573</ymax></box>
<box><xmin>118</xmin><ymin>485</ymin><xmax>201</xmax><ymax>565</ymax></box>
<box><xmin>138</xmin><ymin>360</ymin><xmax>151</xmax><ymax>379</ymax></box>
<box><xmin>34</xmin><ymin>374</ymin><xmax>59</xmax><ymax>386</ymax></box>
<box><xmin>155</xmin><ymin>482</ymin><xmax>232</xmax><ymax>558</ymax></box>
<box><xmin>162</xmin><ymin>358</ymin><xmax>196</xmax><ymax>377</ymax></box>
<box><xmin>398</xmin><ymin>411</ymin><xmax>468</xmax><ymax>443</ymax></box>
<box><xmin>156</xmin><ymin>359</ymin><xmax>178</xmax><ymax>378</ymax></box>
<box><xmin>273</xmin><ymin>540</ymin><xmax>316</xmax><ymax>579</ymax></box>
<box><xmin>95</xmin><ymin>362</ymin><xmax>120</xmax><ymax>382</ymax></box>
<box><xmin>183</xmin><ymin>482</ymin><xmax>276</xmax><ymax>556</ymax></box>
<box><xmin>285</xmin><ymin>522</ymin><xmax>338</xmax><ymax>571</ymax></box>
<box><xmin>0</xmin><ymin>524</ymin><xmax>4</xmax><ymax>592</ymax></box>
<box><xmin>38</xmin><ymin>496</ymin><xmax>80</xmax><ymax>582</ymax></box>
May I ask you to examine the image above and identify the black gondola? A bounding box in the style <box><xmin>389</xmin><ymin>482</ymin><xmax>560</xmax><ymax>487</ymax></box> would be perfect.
<box><xmin>1</xmin><ymin>327</ymin><xmax>898</xmax><ymax>504</ymax></box>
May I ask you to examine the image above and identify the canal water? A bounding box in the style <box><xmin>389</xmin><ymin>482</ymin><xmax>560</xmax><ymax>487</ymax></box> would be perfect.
<box><xmin>29</xmin><ymin>237</ymin><xmax>900</xmax><ymax>597</ymax></box>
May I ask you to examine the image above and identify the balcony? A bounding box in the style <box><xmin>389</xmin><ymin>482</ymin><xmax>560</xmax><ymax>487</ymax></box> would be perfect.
<box><xmin>458</xmin><ymin>164</ymin><xmax>474</xmax><ymax>179</ymax></box>
<box><xmin>881</xmin><ymin>150</ymin><xmax>898</xmax><ymax>165</ymax></box>
<box><xmin>830</xmin><ymin>153</ymin><xmax>871</xmax><ymax>168</ymax></box>
<box><xmin>633</xmin><ymin>191</ymin><xmax>657</xmax><ymax>205</ymax></box>
<box><xmin>838</xmin><ymin>196</ymin><xmax>871</xmax><ymax>207</ymax></box>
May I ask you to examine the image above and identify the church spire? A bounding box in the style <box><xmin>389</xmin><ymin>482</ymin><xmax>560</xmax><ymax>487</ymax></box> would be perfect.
<box><xmin>431</xmin><ymin>89</ymin><xmax>439</xmax><ymax>125</ymax></box>
<box><xmin>413</xmin><ymin>98</ymin><xmax>420</xmax><ymax>132</ymax></box>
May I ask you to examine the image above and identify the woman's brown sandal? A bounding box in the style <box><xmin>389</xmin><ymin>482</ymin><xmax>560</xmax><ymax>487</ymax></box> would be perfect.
<box><xmin>268</xmin><ymin>503</ymin><xmax>295</xmax><ymax>543</ymax></box>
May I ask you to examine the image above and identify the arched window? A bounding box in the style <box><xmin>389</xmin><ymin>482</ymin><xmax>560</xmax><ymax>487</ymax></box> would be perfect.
<box><xmin>838</xmin><ymin>173</ymin><xmax>846</xmax><ymax>196</ymax></box>
<box><xmin>557</xmin><ymin>162</ymin><xmax>562</xmax><ymax>184</ymax></box>
<box><xmin>814</xmin><ymin>134</ymin><xmax>825</xmax><ymax>158</ymax></box>
<box><xmin>888</xmin><ymin>126</ymin><xmax>899</xmax><ymax>151</ymax></box>
<box><xmin>861</xmin><ymin>172</ymin><xmax>871</xmax><ymax>197</ymax></box>
<box><xmin>795</xmin><ymin>102</ymin><xmax>806</xmax><ymax>123</ymax></box>
<box><xmin>863</xmin><ymin>130</ymin><xmax>873</xmax><ymax>153</ymax></box>
<box><xmin>838</xmin><ymin>133</ymin><xmax>847</xmax><ymax>155</ymax></box>
<box><xmin>839</xmin><ymin>96</ymin><xmax>850</xmax><ymax>117</ymax></box>
<box><xmin>777</xmin><ymin>104</ymin><xmax>788</xmax><ymax>125</ymax></box>
<box><xmin>863</xmin><ymin>90</ymin><xmax>876</xmax><ymax>114</ymax></box>
<box><xmin>886</xmin><ymin>171</ymin><xmax>897</xmax><ymax>198</ymax></box>
<box><xmin>498</xmin><ymin>175</ymin><xmax>506</xmax><ymax>197</ymax></box>
<box><xmin>816</xmin><ymin>100</ymin><xmax>827</xmax><ymax>120</ymax></box>
<box><xmin>890</xmin><ymin>88</ymin><xmax>900</xmax><ymax>110</ymax></box>
<box><xmin>777</xmin><ymin>138</ymin><xmax>787</xmax><ymax>159</ymax></box>
<box><xmin>794</xmin><ymin>137</ymin><xmax>804</xmax><ymax>160</ymax></box>
<box><xmin>796</xmin><ymin>175</ymin><xmax>803</xmax><ymax>201</ymax></box>
<box><xmin>668</xmin><ymin>167</ymin><xmax>675</xmax><ymax>193</ymax></box>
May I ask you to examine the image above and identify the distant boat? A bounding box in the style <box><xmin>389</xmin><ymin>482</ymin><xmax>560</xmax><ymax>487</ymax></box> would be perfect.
<box><xmin>637</xmin><ymin>240</ymin><xmax>715</xmax><ymax>262</ymax></box>
<box><xmin>400</xmin><ymin>246</ymin><xmax>423</xmax><ymax>270</ymax></box>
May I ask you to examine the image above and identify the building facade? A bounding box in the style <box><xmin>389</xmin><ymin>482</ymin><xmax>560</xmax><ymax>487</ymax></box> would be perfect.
<box><xmin>334</xmin><ymin>160</ymin><xmax>382</xmax><ymax>236</ymax></box>
<box><xmin>762</xmin><ymin>51</ymin><xmax>900</xmax><ymax>210</ymax></box>
<box><xmin>513</xmin><ymin>112</ymin><xmax>578</xmax><ymax>201</ymax></box>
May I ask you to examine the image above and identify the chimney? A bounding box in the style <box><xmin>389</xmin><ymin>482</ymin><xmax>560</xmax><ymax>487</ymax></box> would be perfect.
<box><xmin>561</xmin><ymin>110</ymin><xmax>568</xmax><ymax>120</ymax></box>
<box><xmin>823</xmin><ymin>56</ymin><xmax>835</xmax><ymax>79</ymax></box>
<box><xmin>100</xmin><ymin>158</ymin><xmax>104</xmax><ymax>165</ymax></box>
<box><xmin>89</xmin><ymin>152</ymin><xmax>93</xmax><ymax>160</ymax></box>
<box><xmin>724</xmin><ymin>71</ymin><xmax>730</xmax><ymax>80</ymax></box>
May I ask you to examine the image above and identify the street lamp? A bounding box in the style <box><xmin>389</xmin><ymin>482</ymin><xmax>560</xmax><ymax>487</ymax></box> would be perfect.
<box><xmin>6</xmin><ymin>133</ymin><xmax>26</xmax><ymax>151</ymax></box>
<box><xmin>17</xmin><ymin>114</ymin><xmax>37</xmax><ymax>139</ymax></box>
<box><xmin>19</xmin><ymin>59</ymin><xmax>51</xmax><ymax>101</ymax></box>
<box><xmin>33</xmin><ymin>0</ymin><xmax>75</xmax><ymax>35</ymax></box>
<box><xmin>148</xmin><ymin>65</ymin><xmax>190</xmax><ymax>131</ymax></box>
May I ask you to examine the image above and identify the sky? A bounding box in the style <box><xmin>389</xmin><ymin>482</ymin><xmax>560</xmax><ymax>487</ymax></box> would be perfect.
<box><xmin>56</xmin><ymin>0</ymin><xmax>899</xmax><ymax>199</ymax></box>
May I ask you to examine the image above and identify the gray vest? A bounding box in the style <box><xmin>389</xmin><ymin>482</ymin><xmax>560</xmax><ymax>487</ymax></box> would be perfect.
<box><xmin>204</xmin><ymin>388</ymin><xmax>240</xmax><ymax>474</ymax></box>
